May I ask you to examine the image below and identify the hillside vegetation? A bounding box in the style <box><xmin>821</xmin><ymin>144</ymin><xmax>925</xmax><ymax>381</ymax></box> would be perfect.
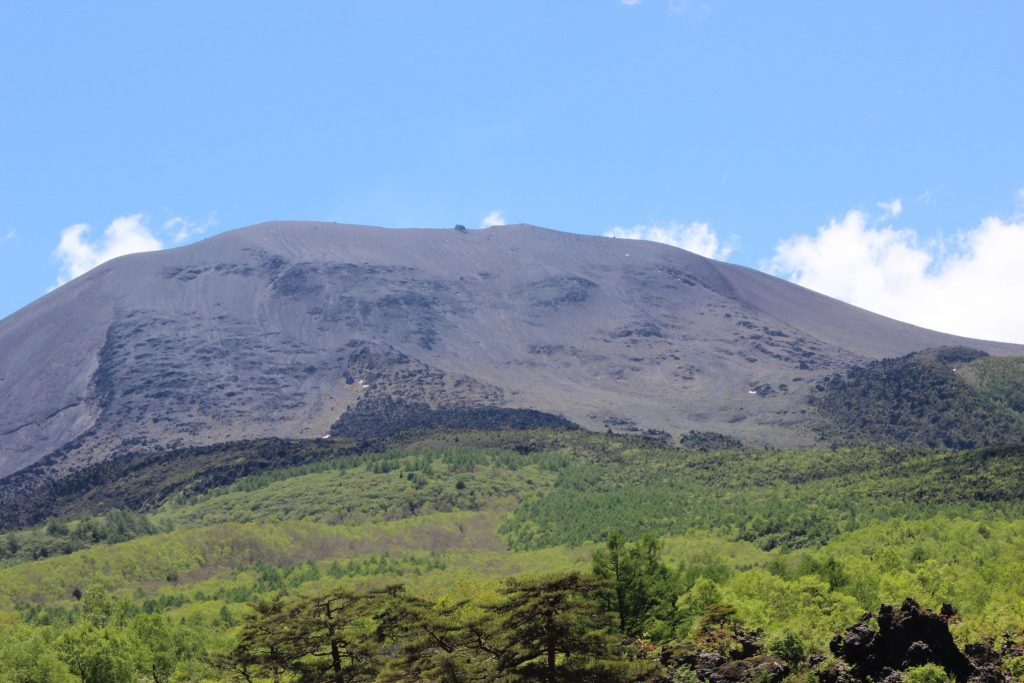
<box><xmin>814</xmin><ymin>348</ymin><xmax>1024</xmax><ymax>448</ymax></box>
<box><xmin>957</xmin><ymin>355</ymin><xmax>1024</xmax><ymax>414</ymax></box>
<box><xmin>3</xmin><ymin>430</ymin><xmax>1024</xmax><ymax>681</ymax></box>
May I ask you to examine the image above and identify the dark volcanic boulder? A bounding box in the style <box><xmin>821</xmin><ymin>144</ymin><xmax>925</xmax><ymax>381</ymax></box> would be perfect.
<box><xmin>830</xmin><ymin>599</ymin><xmax>1000</xmax><ymax>683</ymax></box>
<box><xmin>708</xmin><ymin>656</ymin><xmax>789</xmax><ymax>683</ymax></box>
<box><xmin>965</xmin><ymin>643</ymin><xmax>1001</xmax><ymax>668</ymax></box>
<box><xmin>964</xmin><ymin>643</ymin><xmax>1011</xmax><ymax>683</ymax></box>
<box><xmin>969</xmin><ymin>666</ymin><xmax>1009</xmax><ymax>683</ymax></box>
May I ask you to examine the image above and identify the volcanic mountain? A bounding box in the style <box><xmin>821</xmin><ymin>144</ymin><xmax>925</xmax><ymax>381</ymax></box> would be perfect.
<box><xmin>1</xmin><ymin>221</ymin><xmax>1020</xmax><ymax>480</ymax></box>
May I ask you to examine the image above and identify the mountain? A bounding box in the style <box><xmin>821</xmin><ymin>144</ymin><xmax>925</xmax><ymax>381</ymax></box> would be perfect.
<box><xmin>1</xmin><ymin>221</ymin><xmax>1021</xmax><ymax>481</ymax></box>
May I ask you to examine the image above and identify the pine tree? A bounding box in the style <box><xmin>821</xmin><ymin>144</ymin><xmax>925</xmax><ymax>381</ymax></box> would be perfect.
<box><xmin>592</xmin><ymin>533</ymin><xmax>675</xmax><ymax>635</ymax></box>
<box><xmin>489</xmin><ymin>572</ymin><xmax>631</xmax><ymax>681</ymax></box>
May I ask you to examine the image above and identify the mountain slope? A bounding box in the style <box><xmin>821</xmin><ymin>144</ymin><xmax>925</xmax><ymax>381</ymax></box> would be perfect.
<box><xmin>813</xmin><ymin>347</ymin><xmax>1024</xmax><ymax>449</ymax></box>
<box><xmin>1</xmin><ymin>221</ymin><xmax>1020</xmax><ymax>480</ymax></box>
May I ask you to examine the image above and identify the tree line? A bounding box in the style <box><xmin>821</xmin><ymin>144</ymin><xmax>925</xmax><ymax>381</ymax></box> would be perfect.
<box><xmin>226</xmin><ymin>533</ymin><xmax>713</xmax><ymax>682</ymax></box>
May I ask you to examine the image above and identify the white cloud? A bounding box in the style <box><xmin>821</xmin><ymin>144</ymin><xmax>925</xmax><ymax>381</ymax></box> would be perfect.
<box><xmin>1</xmin><ymin>229</ymin><xmax>14</xmax><ymax>241</ymax></box>
<box><xmin>481</xmin><ymin>210</ymin><xmax>506</xmax><ymax>228</ymax></box>
<box><xmin>766</xmin><ymin>207</ymin><xmax>1024</xmax><ymax>344</ymax></box>
<box><xmin>52</xmin><ymin>212</ymin><xmax>216</xmax><ymax>285</ymax></box>
<box><xmin>604</xmin><ymin>221</ymin><xmax>734</xmax><ymax>260</ymax></box>
<box><xmin>620</xmin><ymin>0</ymin><xmax>641</xmax><ymax>5</ymax></box>
<box><xmin>878</xmin><ymin>198</ymin><xmax>903</xmax><ymax>219</ymax></box>
<box><xmin>54</xmin><ymin>214</ymin><xmax>164</xmax><ymax>285</ymax></box>
<box><xmin>164</xmin><ymin>215</ymin><xmax>215</xmax><ymax>243</ymax></box>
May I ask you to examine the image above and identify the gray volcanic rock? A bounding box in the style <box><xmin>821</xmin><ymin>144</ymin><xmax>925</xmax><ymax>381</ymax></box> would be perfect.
<box><xmin>1</xmin><ymin>221</ymin><xmax>1020</xmax><ymax>479</ymax></box>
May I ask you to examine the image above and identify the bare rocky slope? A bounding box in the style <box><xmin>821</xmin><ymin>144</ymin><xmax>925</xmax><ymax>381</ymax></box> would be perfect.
<box><xmin>1</xmin><ymin>221</ymin><xmax>1020</xmax><ymax>480</ymax></box>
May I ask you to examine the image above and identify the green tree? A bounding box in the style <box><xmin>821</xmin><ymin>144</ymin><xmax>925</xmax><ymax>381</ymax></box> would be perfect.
<box><xmin>81</xmin><ymin>585</ymin><xmax>114</xmax><ymax>628</ymax></box>
<box><xmin>230</xmin><ymin>588</ymin><xmax>390</xmax><ymax>682</ymax></box>
<box><xmin>675</xmin><ymin>578</ymin><xmax>723</xmax><ymax>636</ymax></box>
<box><xmin>57</xmin><ymin>622</ymin><xmax>137</xmax><ymax>683</ymax></box>
<box><xmin>489</xmin><ymin>572</ymin><xmax>633</xmax><ymax>681</ymax></box>
<box><xmin>592</xmin><ymin>532</ymin><xmax>675</xmax><ymax>635</ymax></box>
<box><xmin>217</xmin><ymin>604</ymin><xmax>236</xmax><ymax>627</ymax></box>
<box><xmin>375</xmin><ymin>590</ymin><xmax>496</xmax><ymax>682</ymax></box>
<box><xmin>225</xmin><ymin>594</ymin><xmax>291</xmax><ymax>682</ymax></box>
<box><xmin>766</xmin><ymin>631</ymin><xmax>806</xmax><ymax>669</ymax></box>
<box><xmin>298</xmin><ymin>587</ymin><xmax>387</xmax><ymax>682</ymax></box>
<box><xmin>131</xmin><ymin>614</ymin><xmax>203</xmax><ymax>683</ymax></box>
<box><xmin>0</xmin><ymin>623</ymin><xmax>75</xmax><ymax>683</ymax></box>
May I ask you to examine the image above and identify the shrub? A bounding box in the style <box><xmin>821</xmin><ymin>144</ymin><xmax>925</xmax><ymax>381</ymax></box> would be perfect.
<box><xmin>903</xmin><ymin>663</ymin><xmax>952</xmax><ymax>683</ymax></box>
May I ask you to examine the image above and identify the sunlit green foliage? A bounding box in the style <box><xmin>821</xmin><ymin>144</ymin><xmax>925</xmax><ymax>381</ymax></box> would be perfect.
<box><xmin>2</xmin><ymin>433</ymin><xmax>1024</xmax><ymax>681</ymax></box>
<box><xmin>503</xmin><ymin>443</ymin><xmax>1024</xmax><ymax>550</ymax></box>
<box><xmin>903</xmin><ymin>663</ymin><xmax>953</xmax><ymax>683</ymax></box>
<box><xmin>0</xmin><ymin>622</ymin><xmax>75</xmax><ymax>682</ymax></box>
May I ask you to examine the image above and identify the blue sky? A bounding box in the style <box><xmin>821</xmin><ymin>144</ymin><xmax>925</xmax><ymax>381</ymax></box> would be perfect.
<box><xmin>2</xmin><ymin>1</ymin><xmax>1022</xmax><ymax>341</ymax></box>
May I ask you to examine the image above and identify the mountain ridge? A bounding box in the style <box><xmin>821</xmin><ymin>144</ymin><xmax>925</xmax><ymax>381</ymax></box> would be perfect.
<box><xmin>1</xmin><ymin>221</ymin><xmax>1021</xmax><ymax>480</ymax></box>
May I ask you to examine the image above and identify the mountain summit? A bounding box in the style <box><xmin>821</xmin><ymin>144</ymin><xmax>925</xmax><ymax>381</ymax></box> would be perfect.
<box><xmin>1</xmin><ymin>221</ymin><xmax>1019</xmax><ymax>479</ymax></box>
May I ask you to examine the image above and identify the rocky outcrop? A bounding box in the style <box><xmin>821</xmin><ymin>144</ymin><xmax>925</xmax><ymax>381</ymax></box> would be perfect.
<box><xmin>660</xmin><ymin>607</ymin><xmax>789</xmax><ymax>683</ymax></box>
<box><xmin>708</xmin><ymin>656</ymin><xmax>790</xmax><ymax>683</ymax></box>
<box><xmin>829</xmin><ymin>599</ymin><xmax>1009</xmax><ymax>683</ymax></box>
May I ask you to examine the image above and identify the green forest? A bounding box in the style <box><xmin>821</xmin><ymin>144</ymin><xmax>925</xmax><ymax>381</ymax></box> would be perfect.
<box><xmin>3</xmin><ymin>429</ymin><xmax>1024</xmax><ymax>682</ymax></box>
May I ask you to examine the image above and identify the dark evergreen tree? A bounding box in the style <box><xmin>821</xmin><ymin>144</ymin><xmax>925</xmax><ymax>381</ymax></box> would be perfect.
<box><xmin>488</xmin><ymin>572</ymin><xmax>634</xmax><ymax>681</ymax></box>
<box><xmin>592</xmin><ymin>533</ymin><xmax>675</xmax><ymax>635</ymax></box>
<box><xmin>375</xmin><ymin>590</ymin><xmax>497</xmax><ymax>682</ymax></box>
